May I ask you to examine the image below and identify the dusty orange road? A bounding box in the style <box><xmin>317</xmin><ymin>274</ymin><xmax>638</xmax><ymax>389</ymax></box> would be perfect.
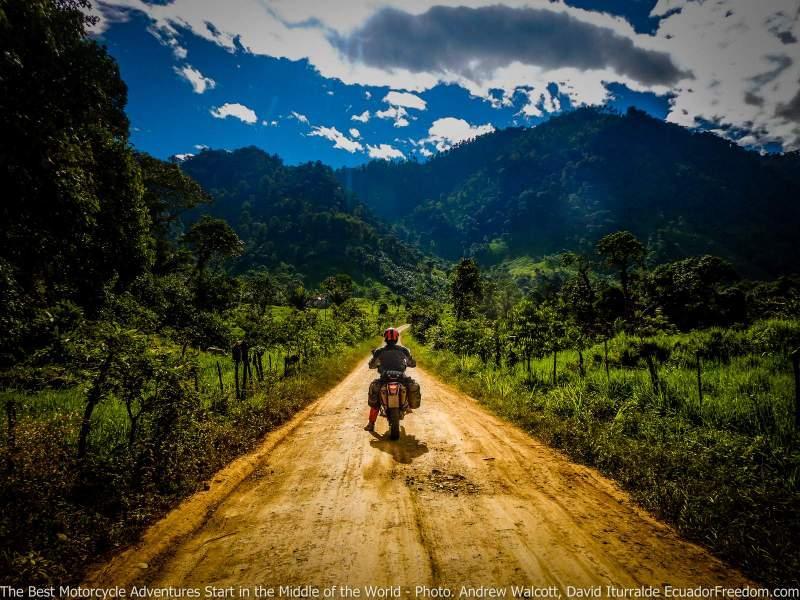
<box><xmin>86</xmin><ymin>355</ymin><xmax>753</xmax><ymax>596</ymax></box>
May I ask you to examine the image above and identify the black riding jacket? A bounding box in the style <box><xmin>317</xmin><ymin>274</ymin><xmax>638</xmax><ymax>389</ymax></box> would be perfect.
<box><xmin>369</xmin><ymin>343</ymin><xmax>416</xmax><ymax>375</ymax></box>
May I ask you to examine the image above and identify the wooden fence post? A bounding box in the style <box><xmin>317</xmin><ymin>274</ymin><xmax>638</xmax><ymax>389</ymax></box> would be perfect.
<box><xmin>232</xmin><ymin>341</ymin><xmax>241</xmax><ymax>401</ymax></box>
<box><xmin>5</xmin><ymin>399</ymin><xmax>16</xmax><ymax>473</ymax></box>
<box><xmin>696</xmin><ymin>351</ymin><xmax>703</xmax><ymax>406</ymax></box>
<box><xmin>604</xmin><ymin>338</ymin><xmax>610</xmax><ymax>381</ymax></box>
<box><xmin>644</xmin><ymin>353</ymin><xmax>659</xmax><ymax>396</ymax></box>
<box><xmin>792</xmin><ymin>348</ymin><xmax>800</xmax><ymax>430</ymax></box>
<box><xmin>216</xmin><ymin>361</ymin><xmax>224</xmax><ymax>393</ymax></box>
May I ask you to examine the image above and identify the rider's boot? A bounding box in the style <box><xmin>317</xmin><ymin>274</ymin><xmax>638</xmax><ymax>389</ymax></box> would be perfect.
<box><xmin>364</xmin><ymin>407</ymin><xmax>379</xmax><ymax>431</ymax></box>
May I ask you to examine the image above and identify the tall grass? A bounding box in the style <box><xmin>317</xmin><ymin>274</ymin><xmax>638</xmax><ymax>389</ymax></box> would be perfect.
<box><xmin>0</xmin><ymin>335</ymin><xmax>381</xmax><ymax>587</ymax></box>
<box><xmin>406</xmin><ymin>323</ymin><xmax>800</xmax><ymax>588</ymax></box>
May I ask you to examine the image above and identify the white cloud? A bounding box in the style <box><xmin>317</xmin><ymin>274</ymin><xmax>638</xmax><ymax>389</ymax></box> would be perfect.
<box><xmin>420</xmin><ymin>117</ymin><xmax>495</xmax><ymax>152</ymax></box>
<box><xmin>367</xmin><ymin>143</ymin><xmax>405</xmax><ymax>160</ymax></box>
<box><xmin>365</xmin><ymin>91</ymin><xmax>372</xmax><ymax>99</ymax></box>
<box><xmin>419</xmin><ymin>147</ymin><xmax>433</xmax><ymax>157</ymax></box>
<box><xmin>384</xmin><ymin>90</ymin><xmax>427</xmax><ymax>110</ymax></box>
<box><xmin>349</xmin><ymin>127</ymin><xmax>361</xmax><ymax>138</ymax></box>
<box><xmin>172</xmin><ymin>44</ymin><xmax>188</xmax><ymax>60</ymax></box>
<box><xmin>518</xmin><ymin>85</ymin><xmax>561</xmax><ymax>117</ymax></box>
<box><xmin>89</xmin><ymin>0</ymin><xmax>800</xmax><ymax>149</ymax></box>
<box><xmin>210</xmin><ymin>102</ymin><xmax>258</xmax><ymax>124</ymax></box>
<box><xmin>174</xmin><ymin>64</ymin><xmax>216</xmax><ymax>94</ymax></box>
<box><xmin>262</xmin><ymin>119</ymin><xmax>279</xmax><ymax>126</ymax></box>
<box><xmin>376</xmin><ymin>105</ymin><xmax>409</xmax><ymax>127</ymax></box>
<box><xmin>174</xmin><ymin>153</ymin><xmax>194</xmax><ymax>161</ymax></box>
<box><xmin>309</xmin><ymin>125</ymin><xmax>364</xmax><ymax>153</ymax></box>
<box><xmin>652</xmin><ymin>0</ymin><xmax>800</xmax><ymax>150</ymax></box>
<box><xmin>291</xmin><ymin>111</ymin><xmax>310</xmax><ymax>124</ymax></box>
<box><xmin>194</xmin><ymin>144</ymin><xmax>208</xmax><ymax>150</ymax></box>
<box><xmin>351</xmin><ymin>110</ymin><xmax>370</xmax><ymax>123</ymax></box>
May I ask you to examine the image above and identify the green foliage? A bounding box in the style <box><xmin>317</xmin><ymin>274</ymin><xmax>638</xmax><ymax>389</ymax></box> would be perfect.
<box><xmin>451</xmin><ymin>258</ymin><xmax>483</xmax><ymax>320</ymax></box>
<box><xmin>179</xmin><ymin>148</ymin><xmax>437</xmax><ymax>296</ymax></box>
<box><xmin>0</xmin><ymin>5</ymin><xmax>391</xmax><ymax>585</ymax></box>
<box><xmin>136</xmin><ymin>152</ymin><xmax>210</xmax><ymax>273</ymax></box>
<box><xmin>648</xmin><ymin>255</ymin><xmax>745</xmax><ymax>329</ymax></box>
<box><xmin>597</xmin><ymin>230</ymin><xmax>646</xmax><ymax>272</ymax></box>
<box><xmin>2</xmin><ymin>0</ymin><xmax>799</xmax><ymax>587</ymax></box>
<box><xmin>0</xmin><ymin>0</ymin><xmax>153</xmax><ymax>309</ymax></box>
<box><xmin>242</xmin><ymin>268</ymin><xmax>277</xmax><ymax>315</ymax></box>
<box><xmin>0</xmin><ymin>306</ymin><xmax>380</xmax><ymax>586</ymax></box>
<box><xmin>288</xmin><ymin>285</ymin><xmax>309</xmax><ymax>310</ymax></box>
<box><xmin>182</xmin><ymin>215</ymin><xmax>244</xmax><ymax>275</ymax></box>
<box><xmin>407</xmin><ymin>319</ymin><xmax>800</xmax><ymax>587</ymax></box>
<box><xmin>596</xmin><ymin>230</ymin><xmax>645</xmax><ymax>300</ymax></box>
<box><xmin>409</xmin><ymin>234</ymin><xmax>800</xmax><ymax>587</ymax></box>
<box><xmin>321</xmin><ymin>273</ymin><xmax>354</xmax><ymax>305</ymax></box>
<box><xmin>339</xmin><ymin>107</ymin><xmax>800</xmax><ymax>277</ymax></box>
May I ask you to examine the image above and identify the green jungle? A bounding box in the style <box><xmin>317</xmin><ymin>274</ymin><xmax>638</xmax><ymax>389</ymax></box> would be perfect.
<box><xmin>1</xmin><ymin>0</ymin><xmax>799</xmax><ymax>590</ymax></box>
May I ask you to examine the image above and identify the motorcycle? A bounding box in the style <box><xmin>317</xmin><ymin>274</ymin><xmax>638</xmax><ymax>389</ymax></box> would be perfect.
<box><xmin>377</xmin><ymin>369</ymin><xmax>410</xmax><ymax>440</ymax></box>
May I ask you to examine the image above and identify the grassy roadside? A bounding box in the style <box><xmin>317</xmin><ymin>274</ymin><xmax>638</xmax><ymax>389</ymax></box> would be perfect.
<box><xmin>405</xmin><ymin>334</ymin><xmax>800</xmax><ymax>588</ymax></box>
<box><xmin>0</xmin><ymin>335</ymin><xmax>380</xmax><ymax>587</ymax></box>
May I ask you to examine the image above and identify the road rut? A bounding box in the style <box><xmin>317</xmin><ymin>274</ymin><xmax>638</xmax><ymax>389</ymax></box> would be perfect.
<box><xmin>86</xmin><ymin>356</ymin><xmax>753</xmax><ymax>595</ymax></box>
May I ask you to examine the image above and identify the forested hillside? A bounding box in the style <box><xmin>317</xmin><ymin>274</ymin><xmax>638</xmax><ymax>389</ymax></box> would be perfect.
<box><xmin>0</xmin><ymin>1</ymin><xmax>404</xmax><ymax>585</ymax></box>
<box><xmin>3</xmin><ymin>0</ymin><xmax>800</xmax><ymax>591</ymax></box>
<box><xmin>179</xmin><ymin>148</ymin><xmax>430</xmax><ymax>293</ymax></box>
<box><xmin>339</xmin><ymin>108</ymin><xmax>800</xmax><ymax>276</ymax></box>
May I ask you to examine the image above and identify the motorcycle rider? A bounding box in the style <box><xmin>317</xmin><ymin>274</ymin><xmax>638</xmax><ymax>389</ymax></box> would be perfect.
<box><xmin>364</xmin><ymin>327</ymin><xmax>417</xmax><ymax>432</ymax></box>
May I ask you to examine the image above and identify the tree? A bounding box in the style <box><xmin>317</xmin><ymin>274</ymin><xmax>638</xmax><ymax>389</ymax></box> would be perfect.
<box><xmin>69</xmin><ymin>324</ymin><xmax>147</xmax><ymax>460</ymax></box>
<box><xmin>508</xmin><ymin>299</ymin><xmax>547</xmax><ymax>377</ymax></box>
<box><xmin>539</xmin><ymin>304</ymin><xmax>576</xmax><ymax>385</ymax></box>
<box><xmin>1</xmin><ymin>0</ymin><xmax>153</xmax><ymax>309</ymax></box>
<box><xmin>243</xmin><ymin>268</ymin><xmax>276</xmax><ymax>315</ymax></box>
<box><xmin>648</xmin><ymin>255</ymin><xmax>745</xmax><ymax>330</ymax></box>
<box><xmin>288</xmin><ymin>285</ymin><xmax>309</xmax><ymax>310</ymax></box>
<box><xmin>321</xmin><ymin>273</ymin><xmax>353</xmax><ymax>305</ymax></box>
<box><xmin>451</xmin><ymin>258</ymin><xmax>483</xmax><ymax>320</ymax></box>
<box><xmin>560</xmin><ymin>253</ymin><xmax>598</xmax><ymax>376</ymax></box>
<box><xmin>137</xmin><ymin>153</ymin><xmax>210</xmax><ymax>273</ymax></box>
<box><xmin>493</xmin><ymin>273</ymin><xmax>523</xmax><ymax>320</ymax></box>
<box><xmin>596</xmin><ymin>231</ymin><xmax>645</xmax><ymax>316</ymax></box>
<box><xmin>182</xmin><ymin>216</ymin><xmax>244</xmax><ymax>277</ymax></box>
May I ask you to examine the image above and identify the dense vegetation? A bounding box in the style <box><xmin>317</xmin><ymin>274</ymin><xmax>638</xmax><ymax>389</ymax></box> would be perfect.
<box><xmin>179</xmin><ymin>148</ymin><xmax>434</xmax><ymax>294</ymax></box>
<box><xmin>409</xmin><ymin>236</ymin><xmax>800</xmax><ymax>587</ymax></box>
<box><xmin>339</xmin><ymin>108</ymin><xmax>800</xmax><ymax>277</ymax></box>
<box><xmin>0</xmin><ymin>0</ymin><xmax>404</xmax><ymax>585</ymax></box>
<box><xmin>2</xmin><ymin>0</ymin><xmax>800</xmax><ymax>591</ymax></box>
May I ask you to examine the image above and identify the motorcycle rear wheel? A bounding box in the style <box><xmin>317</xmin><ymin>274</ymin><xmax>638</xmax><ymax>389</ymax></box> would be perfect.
<box><xmin>387</xmin><ymin>407</ymin><xmax>401</xmax><ymax>440</ymax></box>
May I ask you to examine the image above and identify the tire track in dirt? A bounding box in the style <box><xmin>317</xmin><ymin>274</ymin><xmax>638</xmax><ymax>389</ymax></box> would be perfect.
<box><xmin>85</xmin><ymin>352</ymin><xmax>755</xmax><ymax>595</ymax></box>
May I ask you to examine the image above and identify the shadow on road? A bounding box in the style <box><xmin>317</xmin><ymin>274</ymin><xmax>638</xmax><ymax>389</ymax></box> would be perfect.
<box><xmin>369</xmin><ymin>429</ymin><xmax>429</xmax><ymax>464</ymax></box>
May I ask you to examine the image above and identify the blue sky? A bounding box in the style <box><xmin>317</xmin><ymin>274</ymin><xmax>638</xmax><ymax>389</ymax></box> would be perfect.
<box><xmin>91</xmin><ymin>0</ymin><xmax>800</xmax><ymax>167</ymax></box>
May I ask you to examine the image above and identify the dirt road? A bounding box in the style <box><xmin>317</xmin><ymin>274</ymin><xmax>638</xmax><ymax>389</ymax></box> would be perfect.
<box><xmin>86</xmin><ymin>355</ymin><xmax>753</xmax><ymax>596</ymax></box>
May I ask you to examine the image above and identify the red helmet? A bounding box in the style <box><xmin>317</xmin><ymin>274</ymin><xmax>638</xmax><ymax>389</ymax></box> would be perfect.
<box><xmin>383</xmin><ymin>327</ymin><xmax>400</xmax><ymax>343</ymax></box>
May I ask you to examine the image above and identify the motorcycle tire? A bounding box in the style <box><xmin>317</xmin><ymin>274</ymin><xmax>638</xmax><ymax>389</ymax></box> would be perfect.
<box><xmin>387</xmin><ymin>407</ymin><xmax>401</xmax><ymax>441</ymax></box>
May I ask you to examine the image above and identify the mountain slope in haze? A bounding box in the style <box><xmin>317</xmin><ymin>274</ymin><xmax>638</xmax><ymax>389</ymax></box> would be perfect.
<box><xmin>179</xmin><ymin>147</ymin><xmax>425</xmax><ymax>288</ymax></box>
<box><xmin>338</xmin><ymin>108</ymin><xmax>800</xmax><ymax>277</ymax></box>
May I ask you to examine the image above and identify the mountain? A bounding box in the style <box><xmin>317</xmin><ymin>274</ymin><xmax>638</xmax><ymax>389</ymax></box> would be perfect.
<box><xmin>179</xmin><ymin>147</ymin><xmax>425</xmax><ymax>288</ymax></box>
<box><xmin>338</xmin><ymin>107</ymin><xmax>800</xmax><ymax>277</ymax></box>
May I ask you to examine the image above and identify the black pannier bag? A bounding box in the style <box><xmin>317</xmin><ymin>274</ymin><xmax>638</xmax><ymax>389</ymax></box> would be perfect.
<box><xmin>407</xmin><ymin>380</ymin><xmax>421</xmax><ymax>408</ymax></box>
<box><xmin>368</xmin><ymin>380</ymin><xmax>381</xmax><ymax>407</ymax></box>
